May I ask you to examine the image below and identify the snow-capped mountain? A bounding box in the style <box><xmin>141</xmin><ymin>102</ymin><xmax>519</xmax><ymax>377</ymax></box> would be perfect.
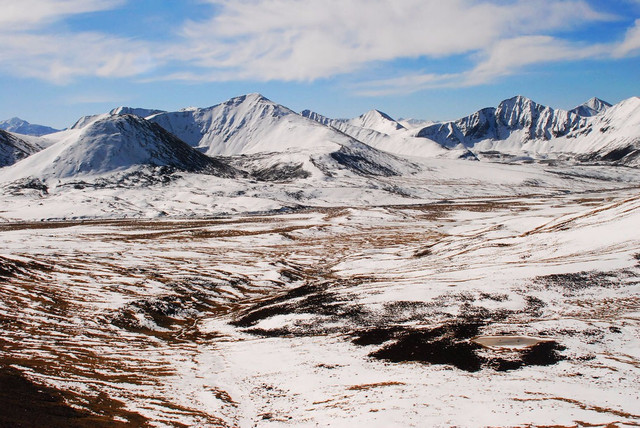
<box><xmin>148</xmin><ymin>93</ymin><xmax>340</xmax><ymax>155</ymax></box>
<box><xmin>569</xmin><ymin>97</ymin><xmax>612</xmax><ymax>117</ymax></box>
<box><xmin>301</xmin><ymin>109</ymin><xmax>470</xmax><ymax>160</ymax></box>
<box><xmin>552</xmin><ymin>96</ymin><xmax>640</xmax><ymax>166</ymax></box>
<box><xmin>412</xmin><ymin>95</ymin><xmax>640</xmax><ymax>165</ymax></box>
<box><xmin>303</xmin><ymin>108</ymin><xmax>406</xmax><ymax>135</ymax></box>
<box><xmin>346</xmin><ymin>109</ymin><xmax>407</xmax><ymax>135</ymax></box>
<box><xmin>416</xmin><ymin>95</ymin><xmax>588</xmax><ymax>153</ymax></box>
<box><xmin>0</xmin><ymin>130</ymin><xmax>44</xmax><ymax>167</ymax></box>
<box><xmin>2</xmin><ymin>93</ymin><xmax>638</xmax><ymax>186</ymax></box>
<box><xmin>0</xmin><ymin>117</ymin><xmax>59</xmax><ymax>136</ymax></box>
<box><xmin>147</xmin><ymin>93</ymin><xmax>417</xmax><ymax>177</ymax></box>
<box><xmin>0</xmin><ymin>115</ymin><xmax>238</xmax><ymax>180</ymax></box>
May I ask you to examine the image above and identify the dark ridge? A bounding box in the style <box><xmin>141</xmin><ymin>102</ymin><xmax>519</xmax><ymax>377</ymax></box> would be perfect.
<box><xmin>252</xmin><ymin>162</ymin><xmax>311</xmax><ymax>182</ymax></box>
<box><xmin>0</xmin><ymin>365</ymin><xmax>147</xmax><ymax>427</ymax></box>
<box><xmin>535</xmin><ymin>270</ymin><xmax>619</xmax><ymax>292</ymax></box>
<box><xmin>120</xmin><ymin>115</ymin><xmax>243</xmax><ymax>178</ymax></box>
<box><xmin>330</xmin><ymin>147</ymin><xmax>399</xmax><ymax>177</ymax></box>
<box><xmin>601</xmin><ymin>146</ymin><xmax>640</xmax><ymax>162</ymax></box>
<box><xmin>0</xmin><ymin>129</ymin><xmax>40</xmax><ymax>167</ymax></box>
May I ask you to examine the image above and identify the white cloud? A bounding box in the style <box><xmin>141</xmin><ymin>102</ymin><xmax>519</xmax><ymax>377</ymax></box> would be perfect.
<box><xmin>613</xmin><ymin>19</ymin><xmax>640</xmax><ymax>57</ymax></box>
<box><xmin>0</xmin><ymin>0</ymin><xmax>637</xmax><ymax>91</ymax></box>
<box><xmin>0</xmin><ymin>0</ymin><xmax>125</xmax><ymax>30</ymax></box>
<box><xmin>0</xmin><ymin>32</ymin><xmax>156</xmax><ymax>84</ymax></box>
<box><xmin>467</xmin><ymin>36</ymin><xmax>609</xmax><ymax>84</ymax></box>
<box><xmin>173</xmin><ymin>0</ymin><xmax>612</xmax><ymax>82</ymax></box>
<box><xmin>354</xmin><ymin>36</ymin><xmax>610</xmax><ymax>96</ymax></box>
<box><xmin>0</xmin><ymin>0</ymin><xmax>156</xmax><ymax>83</ymax></box>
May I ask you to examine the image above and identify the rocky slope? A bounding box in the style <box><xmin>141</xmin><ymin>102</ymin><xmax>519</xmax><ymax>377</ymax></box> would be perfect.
<box><xmin>0</xmin><ymin>130</ymin><xmax>44</xmax><ymax>167</ymax></box>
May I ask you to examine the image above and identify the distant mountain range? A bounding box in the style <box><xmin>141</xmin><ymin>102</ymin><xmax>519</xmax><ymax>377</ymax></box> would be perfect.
<box><xmin>0</xmin><ymin>117</ymin><xmax>59</xmax><ymax>136</ymax></box>
<box><xmin>0</xmin><ymin>93</ymin><xmax>638</xmax><ymax>183</ymax></box>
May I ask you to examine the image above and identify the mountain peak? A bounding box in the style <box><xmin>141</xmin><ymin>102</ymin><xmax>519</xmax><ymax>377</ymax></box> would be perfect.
<box><xmin>230</xmin><ymin>93</ymin><xmax>272</xmax><ymax>105</ymax></box>
<box><xmin>499</xmin><ymin>95</ymin><xmax>537</xmax><ymax>109</ymax></box>
<box><xmin>348</xmin><ymin>109</ymin><xmax>406</xmax><ymax>134</ymax></box>
<box><xmin>570</xmin><ymin>97</ymin><xmax>612</xmax><ymax>117</ymax></box>
<box><xmin>6</xmin><ymin>114</ymin><xmax>238</xmax><ymax>179</ymax></box>
<box><xmin>0</xmin><ymin>117</ymin><xmax>59</xmax><ymax>136</ymax></box>
<box><xmin>244</xmin><ymin>92</ymin><xmax>268</xmax><ymax>101</ymax></box>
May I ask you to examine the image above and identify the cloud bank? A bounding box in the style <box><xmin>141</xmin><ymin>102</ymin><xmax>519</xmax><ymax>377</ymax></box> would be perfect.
<box><xmin>0</xmin><ymin>0</ymin><xmax>637</xmax><ymax>93</ymax></box>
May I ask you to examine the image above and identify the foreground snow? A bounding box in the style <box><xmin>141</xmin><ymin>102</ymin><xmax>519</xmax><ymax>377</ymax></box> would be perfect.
<box><xmin>2</xmin><ymin>158</ymin><xmax>640</xmax><ymax>222</ymax></box>
<box><xmin>0</xmin><ymin>162</ymin><xmax>639</xmax><ymax>426</ymax></box>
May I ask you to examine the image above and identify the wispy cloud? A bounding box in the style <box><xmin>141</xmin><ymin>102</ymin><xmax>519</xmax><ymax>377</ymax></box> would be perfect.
<box><xmin>0</xmin><ymin>0</ymin><xmax>154</xmax><ymax>83</ymax></box>
<box><xmin>354</xmin><ymin>36</ymin><xmax>610</xmax><ymax>96</ymax></box>
<box><xmin>171</xmin><ymin>0</ymin><xmax>613</xmax><ymax>81</ymax></box>
<box><xmin>0</xmin><ymin>33</ymin><xmax>155</xmax><ymax>84</ymax></box>
<box><xmin>613</xmin><ymin>19</ymin><xmax>640</xmax><ymax>57</ymax></box>
<box><xmin>0</xmin><ymin>0</ymin><xmax>638</xmax><ymax>93</ymax></box>
<box><xmin>0</xmin><ymin>0</ymin><xmax>125</xmax><ymax>30</ymax></box>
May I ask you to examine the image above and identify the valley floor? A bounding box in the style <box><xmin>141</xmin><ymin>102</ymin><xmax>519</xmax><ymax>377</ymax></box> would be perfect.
<box><xmin>1</xmin><ymin>180</ymin><xmax>639</xmax><ymax>427</ymax></box>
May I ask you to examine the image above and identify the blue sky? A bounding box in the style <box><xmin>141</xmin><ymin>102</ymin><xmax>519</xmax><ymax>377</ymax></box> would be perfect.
<box><xmin>1</xmin><ymin>0</ymin><xmax>639</xmax><ymax>128</ymax></box>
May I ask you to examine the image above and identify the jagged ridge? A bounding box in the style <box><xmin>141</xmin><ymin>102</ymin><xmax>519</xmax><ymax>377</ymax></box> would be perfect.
<box><xmin>416</xmin><ymin>95</ymin><xmax>588</xmax><ymax>150</ymax></box>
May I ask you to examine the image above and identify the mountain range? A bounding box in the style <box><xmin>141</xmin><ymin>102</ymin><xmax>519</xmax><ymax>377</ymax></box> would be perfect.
<box><xmin>0</xmin><ymin>93</ymin><xmax>638</xmax><ymax>184</ymax></box>
<box><xmin>0</xmin><ymin>117</ymin><xmax>59</xmax><ymax>136</ymax></box>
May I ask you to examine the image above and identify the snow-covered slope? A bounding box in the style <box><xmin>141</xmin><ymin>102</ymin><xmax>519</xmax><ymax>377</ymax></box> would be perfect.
<box><xmin>569</xmin><ymin>97</ymin><xmax>612</xmax><ymax>117</ymax></box>
<box><xmin>0</xmin><ymin>130</ymin><xmax>44</xmax><ymax>167</ymax></box>
<box><xmin>147</xmin><ymin>93</ymin><xmax>418</xmax><ymax>177</ymax></box>
<box><xmin>304</xmin><ymin>109</ymin><xmax>407</xmax><ymax>136</ymax></box>
<box><xmin>70</xmin><ymin>113</ymin><xmax>110</xmax><ymax>130</ymax></box>
<box><xmin>552</xmin><ymin>96</ymin><xmax>640</xmax><ymax>165</ymax></box>
<box><xmin>413</xmin><ymin>95</ymin><xmax>640</xmax><ymax>165</ymax></box>
<box><xmin>346</xmin><ymin>109</ymin><xmax>407</xmax><ymax>135</ymax></box>
<box><xmin>148</xmin><ymin>93</ymin><xmax>345</xmax><ymax>155</ymax></box>
<box><xmin>0</xmin><ymin>117</ymin><xmax>59</xmax><ymax>136</ymax></box>
<box><xmin>301</xmin><ymin>109</ymin><xmax>471</xmax><ymax>160</ymax></box>
<box><xmin>0</xmin><ymin>115</ymin><xmax>238</xmax><ymax>180</ymax></box>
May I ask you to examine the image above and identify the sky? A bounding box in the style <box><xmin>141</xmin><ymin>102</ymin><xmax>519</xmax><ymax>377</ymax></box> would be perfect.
<box><xmin>0</xmin><ymin>0</ymin><xmax>639</xmax><ymax>129</ymax></box>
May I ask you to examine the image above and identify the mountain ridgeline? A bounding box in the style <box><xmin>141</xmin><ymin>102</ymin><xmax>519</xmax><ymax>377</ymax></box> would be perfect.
<box><xmin>416</xmin><ymin>96</ymin><xmax>589</xmax><ymax>149</ymax></box>
<box><xmin>0</xmin><ymin>93</ymin><xmax>638</xmax><ymax>183</ymax></box>
<box><xmin>0</xmin><ymin>117</ymin><xmax>59</xmax><ymax>136</ymax></box>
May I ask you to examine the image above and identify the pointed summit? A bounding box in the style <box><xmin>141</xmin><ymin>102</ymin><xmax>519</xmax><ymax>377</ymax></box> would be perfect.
<box><xmin>496</xmin><ymin>95</ymin><xmax>545</xmax><ymax>129</ymax></box>
<box><xmin>0</xmin><ymin>117</ymin><xmax>59</xmax><ymax>136</ymax></box>
<box><xmin>148</xmin><ymin>94</ymin><xmax>306</xmax><ymax>155</ymax></box>
<box><xmin>569</xmin><ymin>97</ymin><xmax>612</xmax><ymax>117</ymax></box>
<box><xmin>348</xmin><ymin>109</ymin><xmax>406</xmax><ymax>135</ymax></box>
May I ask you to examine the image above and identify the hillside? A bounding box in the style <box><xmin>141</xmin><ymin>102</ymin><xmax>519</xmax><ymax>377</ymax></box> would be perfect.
<box><xmin>0</xmin><ymin>115</ymin><xmax>238</xmax><ymax>180</ymax></box>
